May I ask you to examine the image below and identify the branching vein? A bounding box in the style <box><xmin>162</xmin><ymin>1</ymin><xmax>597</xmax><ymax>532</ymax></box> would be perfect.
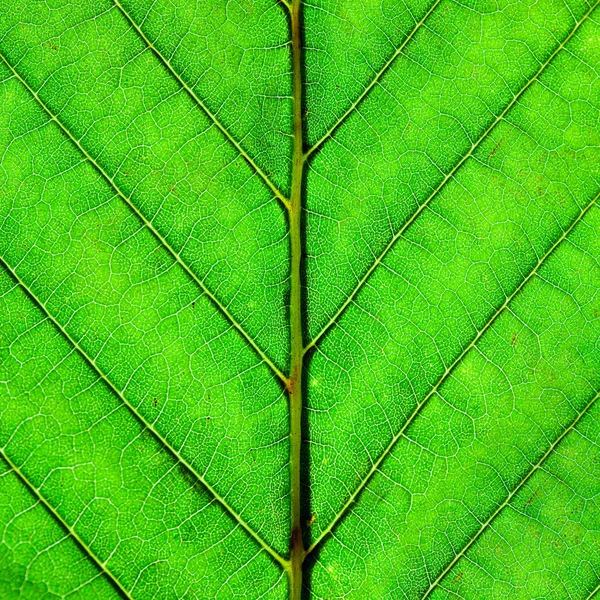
<box><xmin>586</xmin><ymin>581</ymin><xmax>600</xmax><ymax>600</ymax></box>
<box><xmin>111</xmin><ymin>0</ymin><xmax>291</xmax><ymax>210</ymax></box>
<box><xmin>421</xmin><ymin>387</ymin><xmax>600</xmax><ymax>599</ymax></box>
<box><xmin>0</xmin><ymin>450</ymin><xmax>134</xmax><ymax>600</ymax></box>
<box><xmin>0</xmin><ymin>50</ymin><xmax>288</xmax><ymax>387</ymax></box>
<box><xmin>304</xmin><ymin>1</ymin><xmax>598</xmax><ymax>354</ymax></box>
<box><xmin>306</xmin><ymin>187</ymin><xmax>600</xmax><ymax>556</ymax></box>
<box><xmin>0</xmin><ymin>256</ymin><xmax>289</xmax><ymax>572</ymax></box>
<box><xmin>304</xmin><ymin>0</ymin><xmax>442</xmax><ymax>159</ymax></box>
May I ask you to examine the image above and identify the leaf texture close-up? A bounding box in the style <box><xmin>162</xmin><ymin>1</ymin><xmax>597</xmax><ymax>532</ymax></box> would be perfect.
<box><xmin>0</xmin><ymin>0</ymin><xmax>599</xmax><ymax>598</ymax></box>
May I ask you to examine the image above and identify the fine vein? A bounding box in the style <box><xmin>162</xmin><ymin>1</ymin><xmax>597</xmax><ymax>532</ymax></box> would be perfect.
<box><xmin>306</xmin><ymin>188</ymin><xmax>600</xmax><ymax>556</ymax></box>
<box><xmin>304</xmin><ymin>0</ymin><xmax>443</xmax><ymax>159</ymax></box>
<box><xmin>0</xmin><ymin>450</ymin><xmax>134</xmax><ymax>600</ymax></box>
<box><xmin>112</xmin><ymin>0</ymin><xmax>291</xmax><ymax>209</ymax></box>
<box><xmin>421</xmin><ymin>388</ymin><xmax>600</xmax><ymax>599</ymax></box>
<box><xmin>0</xmin><ymin>256</ymin><xmax>289</xmax><ymax>571</ymax></box>
<box><xmin>0</xmin><ymin>50</ymin><xmax>288</xmax><ymax>387</ymax></box>
<box><xmin>304</xmin><ymin>1</ymin><xmax>598</xmax><ymax>354</ymax></box>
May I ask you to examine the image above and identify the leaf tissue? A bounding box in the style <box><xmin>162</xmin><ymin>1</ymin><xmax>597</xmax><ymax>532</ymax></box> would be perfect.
<box><xmin>0</xmin><ymin>0</ymin><xmax>599</xmax><ymax>598</ymax></box>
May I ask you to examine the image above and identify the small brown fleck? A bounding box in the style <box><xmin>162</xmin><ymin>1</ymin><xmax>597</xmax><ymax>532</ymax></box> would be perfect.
<box><xmin>153</xmin><ymin>397</ymin><xmax>157</xmax><ymax>407</ymax></box>
<box><xmin>286</xmin><ymin>365</ymin><xmax>299</xmax><ymax>394</ymax></box>
<box><xmin>453</xmin><ymin>572</ymin><xmax>463</xmax><ymax>584</ymax></box>
<box><xmin>511</xmin><ymin>331</ymin><xmax>519</xmax><ymax>346</ymax></box>
<box><xmin>286</xmin><ymin>378</ymin><xmax>294</xmax><ymax>394</ymax></box>
<box><xmin>524</xmin><ymin>488</ymin><xmax>540</xmax><ymax>509</ymax></box>
<box><xmin>487</xmin><ymin>138</ymin><xmax>504</xmax><ymax>159</ymax></box>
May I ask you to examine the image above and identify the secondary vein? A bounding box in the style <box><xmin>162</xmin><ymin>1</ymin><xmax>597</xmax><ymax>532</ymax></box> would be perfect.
<box><xmin>111</xmin><ymin>0</ymin><xmax>291</xmax><ymax>210</ymax></box>
<box><xmin>421</xmin><ymin>387</ymin><xmax>600</xmax><ymax>599</ymax></box>
<box><xmin>0</xmin><ymin>450</ymin><xmax>134</xmax><ymax>600</ymax></box>
<box><xmin>0</xmin><ymin>50</ymin><xmax>288</xmax><ymax>387</ymax></box>
<box><xmin>305</xmin><ymin>187</ymin><xmax>600</xmax><ymax>556</ymax></box>
<box><xmin>0</xmin><ymin>256</ymin><xmax>289</xmax><ymax>572</ymax></box>
<box><xmin>586</xmin><ymin>581</ymin><xmax>600</xmax><ymax>600</ymax></box>
<box><xmin>303</xmin><ymin>0</ymin><xmax>599</xmax><ymax>354</ymax></box>
<box><xmin>304</xmin><ymin>0</ymin><xmax>443</xmax><ymax>159</ymax></box>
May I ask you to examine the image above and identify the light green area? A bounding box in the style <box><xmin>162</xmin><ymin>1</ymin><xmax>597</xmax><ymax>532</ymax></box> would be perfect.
<box><xmin>0</xmin><ymin>457</ymin><xmax>121</xmax><ymax>599</ymax></box>
<box><xmin>0</xmin><ymin>0</ymin><xmax>599</xmax><ymax>598</ymax></box>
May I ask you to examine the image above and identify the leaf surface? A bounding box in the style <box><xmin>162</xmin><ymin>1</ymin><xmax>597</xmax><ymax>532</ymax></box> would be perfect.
<box><xmin>0</xmin><ymin>0</ymin><xmax>599</xmax><ymax>598</ymax></box>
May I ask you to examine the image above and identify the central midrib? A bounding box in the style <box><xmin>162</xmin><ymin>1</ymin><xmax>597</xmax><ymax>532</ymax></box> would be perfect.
<box><xmin>287</xmin><ymin>0</ymin><xmax>308</xmax><ymax>598</ymax></box>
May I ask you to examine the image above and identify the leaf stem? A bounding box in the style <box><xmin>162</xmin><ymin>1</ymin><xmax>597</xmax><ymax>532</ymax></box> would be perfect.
<box><xmin>288</xmin><ymin>0</ymin><xmax>306</xmax><ymax>597</ymax></box>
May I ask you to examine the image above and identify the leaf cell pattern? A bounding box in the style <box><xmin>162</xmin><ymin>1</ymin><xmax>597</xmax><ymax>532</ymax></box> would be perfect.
<box><xmin>0</xmin><ymin>0</ymin><xmax>599</xmax><ymax>598</ymax></box>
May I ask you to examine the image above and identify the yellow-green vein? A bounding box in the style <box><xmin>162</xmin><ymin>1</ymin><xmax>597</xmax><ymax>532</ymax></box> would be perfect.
<box><xmin>0</xmin><ymin>255</ymin><xmax>289</xmax><ymax>572</ymax></box>
<box><xmin>304</xmin><ymin>0</ymin><xmax>442</xmax><ymax>159</ymax></box>
<box><xmin>305</xmin><ymin>187</ymin><xmax>600</xmax><ymax>556</ymax></box>
<box><xmin>0</xmin><ymin>449</ymin><xmax>134</xmax><ymax>600</ymax></box>
<box><xmin>303</xmin><ymin>0</ymin><xmax>599</xmax><ymax>354</ymax></box>
<box><xmin>421</xmin><ymin>388</ymin><xmax>600</xmax><ymax>599</ymax></box>
<box><xmin>112</xmin><ymin>0</ymin><xmax>291</xmax><ymax>210</ymax></box>
<box><xmin>0</xmin><ymin>49</ymin><xmax>288</xmax><ymax>388</ymax></box>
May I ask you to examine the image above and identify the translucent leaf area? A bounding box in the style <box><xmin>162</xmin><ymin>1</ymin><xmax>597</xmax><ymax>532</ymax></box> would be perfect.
<box><xmin>0</xmin><ymin>0</ymin><xmax>599</xmax><ymax>598</ymax></box>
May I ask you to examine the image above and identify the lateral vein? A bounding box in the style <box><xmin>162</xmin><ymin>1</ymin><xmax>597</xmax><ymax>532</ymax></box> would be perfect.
<box><xmin>0</xmin><ymin>450</ymin><xmax>134</xmax><ymax>600</ymax></box>
<box><xmin>111</xmin><ymin>0</ymin><xmax>291</xmax><ymax>210</ymax></box>
<box><xmin>0</xmin><ymin>256</ymin><xmax>289</xmax><ymax>571</ymax></box>
<box><xmin>421</xmin><ymin>387</ymin><xmax>600</xmax><ymax>599</ymax></box>
<box><xmin>0</xmin><ymin>50</ymin><xmax>288</xmax><ymax>387</ymax></box>
<box><xmin>304</xmin><ymin>0</ymin><xmax>442</xmax><ymax>159</ymax></box>
<box><xmin>305</xmin><ymin>188</ymin><xmax>600</xmax><ymax>556</ymax></box>
<box><xmin>303</xmin><ymin>1</ymin><xmax>598</xmax><ymax>353</ymax></box>
<box><xmin>586</xmin><ymin>581</ymin><xmax>600</xmax><ymax>600</ymax></box>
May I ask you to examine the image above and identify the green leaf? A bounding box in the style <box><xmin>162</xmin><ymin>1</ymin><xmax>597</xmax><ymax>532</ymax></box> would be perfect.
<box><xmin>0</xmin><ymin>0</ymin><xmax>599</xmax><ymax>598</ymax></box>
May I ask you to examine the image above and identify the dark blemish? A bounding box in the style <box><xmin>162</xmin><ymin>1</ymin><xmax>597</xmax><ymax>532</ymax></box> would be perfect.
<box><xmin>153</xmin><ymin>397</ymin><xmax>157</xmax><ymax>407</ymax></box>
<box><xmin>452</xmin><ymin>572</ymin><xmax>463</xmax><ymax>584</ymax></box>
<box><xmin>594</xmin><ymin>308</ymin><xmax>599</xmax><ymax>318</ymax></box>
<box><xmin>524</xmin><ymin>488</ymin><xmax>540</xmax><ymax>509</ymax></box>
<box><xmin>286</xmin><ymin>380</ymin><xmax>293</xmax><ymax>394</ymax></box>
<box><xmin>192</xmin><ymin>301</ymin><xmax>196</xmax><ymax>309</ymax></box>
<box><xmin>511</xmin><ymin>332</ymin><xmax>519</xmax><ymax>346</ymax></box>
<box><xmin>487</xmin><ymin>138</ymin><xmax>503</xmax><ymax>159</ymax></box>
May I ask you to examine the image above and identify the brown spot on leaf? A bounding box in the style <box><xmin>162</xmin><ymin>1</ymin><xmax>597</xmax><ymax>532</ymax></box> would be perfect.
<box><xmin>487</xmin><ymin>138</ymin><xmax>504</xmax><ymax>159</ymax></box>
<box><xmin>286</xmin><ymin>365</ymin><xmax>299</xmax><ymax>394</ymax></box>
<box><xmin>524</xmin><ymin>488</ymin><xmax>541</xmax><ymax>509</ymax></box>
